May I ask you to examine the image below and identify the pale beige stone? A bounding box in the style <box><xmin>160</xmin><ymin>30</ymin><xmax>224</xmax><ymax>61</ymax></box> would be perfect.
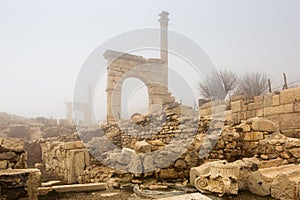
<box><xmin>251</xmin><ymin>118</ymin><xmax>277</xmax><ymax>132</ymax></box>
<box><xmin>247</xmin><ymin>164</ymin><xmax>298</xmax><ymax>196</ymax></box>
<box><xmin>271</xmin><ymin>166</ymin><xmax>300</xmax><ymax>200</ymax></box>
<box><xmin>191</xmin><ymin>160</ymin><xmax>239</xmax><ymax>196</ymax></box>
<box><xmin>280</xmin><ymin>87</ymin><xmax>300</xmax><ymax>104</ymax></box>
<box><xmin>50</xmin><ymin>183</ymin><xmax>106</xmax><ymax>193</ymax></box>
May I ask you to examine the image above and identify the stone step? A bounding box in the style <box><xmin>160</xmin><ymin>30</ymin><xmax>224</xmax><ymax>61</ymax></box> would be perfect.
<box><xmin>38</xmin><ymin>183</ymin><xmax>107</xmax><ymax>195</ymax></box>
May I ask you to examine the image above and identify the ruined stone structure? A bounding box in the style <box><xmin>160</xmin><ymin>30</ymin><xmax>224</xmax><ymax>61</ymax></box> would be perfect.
<box><xmin>0</xmin><ymin>169</ymin><xmax>41</xmax><ymax>200</ymax></box>
<box><xmin>200</xmin><ymin>86</ymin><xmax>300</xmax><ymax>138</ymax></box>
<box><xmin>105</xmin><ymin>11</ymin><xmax>172</xmax><ymax>123</ymax></box>
<box><xmin>40</xmin><ymin>141</ymin><xmax>90</xmax><ymax>184</ymax></box>
<box><xmin>0</xmin><ymin>137</ymin><xmax>27</xmax><ymax>169</ymax></box>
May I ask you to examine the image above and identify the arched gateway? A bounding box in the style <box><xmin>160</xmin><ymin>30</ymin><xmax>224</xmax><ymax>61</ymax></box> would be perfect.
<box><xmin>104</xmin><ymin>11</ymin><xmax>172</xmax><ymax>123</ymax></box>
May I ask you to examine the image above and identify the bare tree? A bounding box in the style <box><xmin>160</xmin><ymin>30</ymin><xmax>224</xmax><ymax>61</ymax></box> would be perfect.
<box><xmin>237</xmin><ymin>72</ymin><xmax>269</xmax><ymax>97</ymax></box>
<box><xmin>198</xmin><ymin>70</ymin><xmax>238</xmax><ymax>100</ymax></box>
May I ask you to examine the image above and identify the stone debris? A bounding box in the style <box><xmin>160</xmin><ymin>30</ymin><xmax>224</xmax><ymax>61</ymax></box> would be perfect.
<box><xmin>38</xmin><ymin>183</ymin><xmax>107</xmax><ymax>194</ymax></box>
<box><xmin>271</xmin><ymin>166</ymin><xmax>300</xmax><ymax>200</ymax></box>
<box><xmin>41</xmin><ymin>180</ymin><xmax>61</xmax><ymax>187</ymax></box>
<box><xmin>0</xmin><ymin>168</ymin><xmax>41</xmax><ymax>200</ymax></box>
<box><xmin>40</xmin><ymin>140</ymin><xmax>90</xmax><ymax>183</ymax></box>
<box><xmin>191</xmin><ymin>160</ymin><xmax>239</xmax><ymax>196</ymax></box>
<box><xmin>247</xmin><ymin>164</ymin><xmax>298</xmax><ymax>196</ymax></box>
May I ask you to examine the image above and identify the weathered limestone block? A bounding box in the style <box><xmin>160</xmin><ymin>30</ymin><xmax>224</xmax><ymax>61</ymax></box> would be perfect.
<box><xmin>159</xmin><ymin>168</ymin><xmax>178</xmax><ymax>179</ymax></box>
<box><xmin>134</xmin><ymin>141</ymin><xmax>151</xmax><ymax>153</ymax></box>
<box><xmin>244</xmin><ymin>132</ymin><xmax>264</xmax><ymax>141</ymax></box>
<box><xmin>0</xmin><ymin>137</ymin><xmax>24</xmax><ymax>152</ymax></box>
<box><xmin>231</xmin><ymin>100</ymin><xmax>242</xmax><ymax>113</ymax></box>
<box><xmin>233</xmin><ymin>157</ymin><xmax>261</xmax><ymax>190</ymax></box>
<box><xmin>247</xmin><ymin>164</ymin><xmax>299</xmax><ymax>196</ymax></box>
<box><xmin>280</xmin><ymin>87</ymin><xmax>300</xmax><ymax>104</ymax></box>
<box><xmin>62</xmin><ymin>141</ymin><xmax>85</xmax><ymax>150</ymax></box>
<box><xmin>190</xmin><ymin>160</ymin><xmax>239</xmax><ymax>196</ymax></box>
<box><xmin>250</xmin><ymin>118</ymin><xmax>277</xmax><ymax>132</ymax></box>
<box><xmin>289</xmin><ymin>148</ymin><xmax>300</xmax><ymax>158</ymax></box>
<box><xmin>128</xmin><ymin>152</ymin><xmax>143</xmax><ymax>176</ymax></box>
<box><xmin>66</xmin><ymin>148</ymin><xmax>90</xmax><ymax>183</ymax></box>
<box><xmin>280</xmin><ymin>113</ymin><xmax>300</xmax><ymax>130</ymax></box>
<box><xmin>271</xmin><ymin>166</ymin><xmax>300</xmax><ymax>200</ymax></box>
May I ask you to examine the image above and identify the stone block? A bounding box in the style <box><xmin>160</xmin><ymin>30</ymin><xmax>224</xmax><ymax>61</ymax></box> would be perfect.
<box><xmin>264</xmin><ymin>107</ymin><xmax>279</xmax><ymax>116</ymax></box>
<box><xmin>289</xmin><ymin>148</ymin><xmax>300</xmax><ymax>158</ymax></box>
<box><xmin>224</xmin><ymin>110</ymin><xmax>232</xmax><ymax>121</ymax></box>
<box><xmin>134</xmin><ymin>141</ymin><xmax>151</xmax><ymax>153</ymax></box>
<box><xmin>280</xmin><ymin>87</ymin><xmax>300</xmax><ymax>105</ymax></box>
<box><xmin>159</xmin><ymin>168</ymin><xmax>178</xmax><ymax>179</ymax></box>
<box><xmin>251</xmin><ymin>118</ymin><xmax>277</xmax><ymax>132</ymax></box>
<box><xmin>254</xmin><ymin>95</ymin><xmax>264</xmax><ymax>103</ymax></box>
<box><xmin>247</xmin><ymin>164</ymin><xmax>299</xmax><ymax>196</ymax></box>
<box><xmin>50</xmin><ymin>183</ymin><xmax>106</xmax><ymax>193</ymax></box>
<box><xmin>272</xmin><ymin>95</ymin><xmax>280</xmax><ymax>106</ymax></box>
<box><xmin>280</xmin><ymin>113</ymin><xmax>300</xmax><ymax>129</ymax></box>
<box><xmin>264</xmin><ymin>115</ymin><xmax>280</xmax><ymax>129</ymax></box>
<box><xmin>248</xmin><ymin>103</ymin><xmax>258</xmax><ymax>111</ymax></box>
<box><xmin>65</xmin><ymin>149</ymin><xmax>89</xmax><ymax>184</ymax></box>
<box><xmin>244</xmin><ymin>132</ymin><xmax>264</xmax><ymax>141</ymax></box>
<box><xmin>231</xmin><ymin>100</ymin><xmax>242</xmax><ymax>113</ymax></box>
<box><xmin>294</xmin><ymin>101</ymin><xmax>300</xmax><ymax>112</ymax></box>
<box><xmin>1</xmin><ymin>137</ymin><xmax>24</xmax><ymax>152</ymax></box>
<box><xmin>271</xmin><ymin>166</ymin><xmax>300</xmax><ymax>200</ymax></box>
<box><xmin>0</xmin><ymin>160</ymin><xmax>8</xmax><ymax>169</ymax></box>
<box><xmin>263</xmin><ymin>93</ymin><xmax>273</xmax><ymax>107</ymax></box>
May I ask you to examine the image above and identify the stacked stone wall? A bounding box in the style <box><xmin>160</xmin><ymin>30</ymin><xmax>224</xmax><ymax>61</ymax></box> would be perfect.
<box><xmin>40</xmin><ymin>140</ymin><xmax>90</xmax><ymax>183</ymax></box>
<box><xmin>0</xmin><ymin>137</ymin><xmax>27</xmax><ymax>170</ymax></box>
<box><xmin>200</xmin><ymin>87</ymin><xmax>300</xmax><ymax>138</ymax></box>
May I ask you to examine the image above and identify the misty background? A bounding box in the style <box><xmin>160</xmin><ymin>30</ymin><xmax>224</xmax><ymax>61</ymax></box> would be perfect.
<box><xmin>0</xmin><ymin>0</ymin><xmax>299</xmax><ymax>120</ymax></box>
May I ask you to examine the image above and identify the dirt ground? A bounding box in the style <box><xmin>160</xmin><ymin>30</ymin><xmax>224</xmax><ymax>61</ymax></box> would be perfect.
<box><xmin>38</xmin><ymin>189</ymin><xmax>275</xmax><ymax>200</ymax></box>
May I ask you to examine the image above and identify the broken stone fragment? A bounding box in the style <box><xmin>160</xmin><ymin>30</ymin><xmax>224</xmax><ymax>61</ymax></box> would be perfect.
<box><xmin>190</xmin><ymin>160</ymin><xmax>239</xmax><ymax>196</ymax></box>
<box><xmin>134</xmin><ymin>141</ymin><xmax>151</xmax><ymax>153</ymax></box>
<box><xmin>1</xmin><ymin>137</ymin><xmax>24</xmax><ymax>152</ymax></box>
<box><xmin>271</xmin><ymin>167</ymin><xmax>300</xmax><ymax>200</ymax></box>
<box><xmin>247</xmin><ymin>164</ymin><xmax>299</xmax><ymax>196</ymax></box>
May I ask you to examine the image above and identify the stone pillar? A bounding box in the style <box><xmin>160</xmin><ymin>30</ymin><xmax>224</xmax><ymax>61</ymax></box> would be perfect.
<box><xmin>159</xmin><ymin>11</ymin><xmax>169</xmax><ymax>65</ymax></box>
<box><xmin>159</xmin><ymin>11</ymin><xmax>169</xmax><ymax>103</ymax></box>
<box><xmin>106</xmin><ymin>88</ymin><xmax>122</xmax><ymax>123</ymax></box>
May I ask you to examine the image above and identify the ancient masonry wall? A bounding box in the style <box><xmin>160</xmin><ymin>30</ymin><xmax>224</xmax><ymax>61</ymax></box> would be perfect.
<box><xmin>40</xmin><ymin>140</ymin><xmax>90</xmax><ymax>184</ymax></box>
<box><xmin>0</xmin><ymin>137</ymin><xmax>27</xmax><ymax>169</ymax></box>
<box><xmin>200</xmin><ymin>86</ymin><xmax>300</xmax><ymax>138</ymax></box>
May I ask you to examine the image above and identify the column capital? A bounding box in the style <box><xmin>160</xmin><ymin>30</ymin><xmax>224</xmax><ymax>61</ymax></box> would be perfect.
<box><xmin>159</xmin><ymin>11</ymin><xmax>169</xmax><ymax>27</ymax></box>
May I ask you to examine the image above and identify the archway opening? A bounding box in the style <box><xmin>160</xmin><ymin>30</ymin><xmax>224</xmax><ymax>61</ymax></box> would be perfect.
<box><xmin>121</xmin><ymin>78</ymin><xmax>149</xmax><ymax>119</ymax></box>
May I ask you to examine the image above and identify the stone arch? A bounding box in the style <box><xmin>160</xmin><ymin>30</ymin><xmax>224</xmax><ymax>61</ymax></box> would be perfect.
<box><xmin>104</xmin><ymin>50</ymin><xmax>172</xmax><ymax>123</ymax></box>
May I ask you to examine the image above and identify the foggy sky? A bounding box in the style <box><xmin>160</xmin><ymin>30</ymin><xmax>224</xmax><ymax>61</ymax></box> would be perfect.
<box><xmin>0</xmin><ymin>0</ymin><xmax>299</xmax><ymax>119</ymax></box>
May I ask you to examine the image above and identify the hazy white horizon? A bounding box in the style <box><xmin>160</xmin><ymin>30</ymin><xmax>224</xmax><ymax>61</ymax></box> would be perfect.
<box><xmin>0</xmin><ymin>0</ymin><xmax>299</xmax><ymax>119</ymax></box>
